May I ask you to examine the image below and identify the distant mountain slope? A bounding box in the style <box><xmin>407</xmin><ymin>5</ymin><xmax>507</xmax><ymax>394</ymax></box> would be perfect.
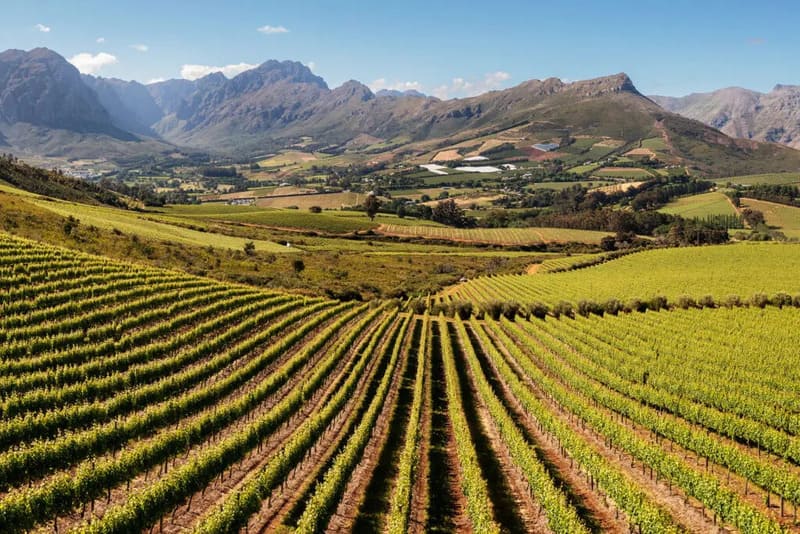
<box><xmin>0</xmin><ymin>48</ymin><xmax>174</xmax><ymax>159</ymax></box>
<box><xmin>0</xmin><ymin>155</ymin><xmax>128</xmax><ymax>206</ymax></box>
<box><xmin>0</xmin><ymin>47</ymin><xmax>798</xmax><ymax>175</ymax></box>
<box><xmin>0</xmin><ymin>48</ymin><xmax>123</xmax><ymax>135</ymax></box>
<box><xmin>375</xmin><ymin>89</ymin><xmax>427</xmax><ymax>98</ymax></box>
<box><xmin>651</xmin><ymin>85</ymin><xmax>800</xmax><ymax>149</ymax></box>
<box><xmin>146</xmin><ymin>78</ymin><xmax>197</xmax><ymax>115</ymax></box>
<box><xmin>149</xmin><ymin>69</ymin><xmax>665</xmax><ymax>153</ymax></box>
<box><xmin>82</xmin><ymin>75</ymin><xmax>163</xmax><ymax>136</ymax></box>
<box><xmin>148</xmin><ymin>67</ymin><xmax>800</xmax><ymax>175</ymax></box>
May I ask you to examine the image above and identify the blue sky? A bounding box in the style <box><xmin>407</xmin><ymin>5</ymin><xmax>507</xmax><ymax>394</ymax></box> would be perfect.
<box><xmin>2</xmin><ymin>0</ymin><xmax>798</xmax><ymax>97</ymax></box>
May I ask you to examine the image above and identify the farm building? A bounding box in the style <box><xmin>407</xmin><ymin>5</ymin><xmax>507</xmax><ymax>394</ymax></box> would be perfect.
<box><xmin>532</xmin><ymin>142</ymin><xmax>560</xmax><ymax>152</ymax></box>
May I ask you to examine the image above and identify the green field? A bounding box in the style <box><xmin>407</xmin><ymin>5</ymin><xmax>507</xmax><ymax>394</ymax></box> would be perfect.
<box><xmin>378</xmin><ymin>224</ymin><xmax>611</xmax><ymax>245</ymax></box>
<box><xmin>26</xmin><ymin>197</ymin><xmax>295</xmax><ymax>253</ymax></box>
<box><xmin>527</xmin><ymin>180</ymin><xmax>613</xmax><ymax>191</ymax></box>
<box><xmin>592</xmin><ymin>167</ymin><xmax>654</xmax><ymax>179</ymax></box>
<box><xmin>640</xmin><ymin>137</ymin><xmax>669</xmax><ymax>151</ymax></box>
<box><xmin>162</xmin><ymin>205</ymin><xmax>377</xmax><ymax>233</ymax></box>
<box><xmin>160</xmin><ymin>205</ymin><xmax>447</xmax><ymax>233</ymax></box>
<box><xmin>442</xmin><ymin>243</ymin><xmax>800</xmax><ymax>306</ymax></box>
<box><xmin>659</xmin><ymin>191</ymin><xmax>738</xmax><ymax>218</ymax></box>
<box><xmin>716</xmin><ymin>173</ymin><xmax>800</xmax><ymax>186</ymax></box>
<box><xmin>565</xmin><ymin>163</ymin><xmax>603</xmax><ymax>174</ymax></box>
<box><xmin>253</xmin><ymin>191</ymin><xmax>367</xmax><ymax>209</ymax></box>
<box><xmin>256</xmin><ymin>150</ymin><xmax>329</xmax><ymax>167</ymax></box>
<box><xmin>740</xmin><ymin>197</ymin><xmax>800</xmax><ymax>238</ymax></box>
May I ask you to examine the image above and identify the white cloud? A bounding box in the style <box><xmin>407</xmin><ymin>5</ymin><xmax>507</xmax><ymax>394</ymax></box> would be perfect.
<box><xmin>130</xmin><ymin>44</ymin><xmax>149</xmax><ymax>52</ymax></box>
<box><xmin>96</xmin><ymin>37</ymin><xmax>105</xmax><ymax>43</ymax></box>
<box><xmin>307</xmin><ymin>61</ymin><xmax>316</xmax><ymax>72</ymax></box>
<box><xmin>147</xmin><ymin>77</ymin><xmax>166</xmax><ymax>84</ymax></box>
<box><xmin>35</xmin><ymin>23</ymin><xmax>51</xmax><ymax>33</ymax></box>
<box><xmin>180</xmin><ymin>62</ymin><xmax>258</xmax><ymax>80</ymax></box>
<box><xmin>432</xmin><ymin>71</ymin><xmax>511</xmax><ymax>99</ymax></box>
<box><xmin>257</xmin><ymin>25</ymin><xmax>289</xmax><ymax>34</ymax></box>
<box><xmin>68</xmin><ymin>52</ymin><xmax>118</xmax><ymax>74</ymax></box>
<box><xmin>369</xmin><ymin>78</ymin><xmax>423</xmax><ymax>93</ymax></box>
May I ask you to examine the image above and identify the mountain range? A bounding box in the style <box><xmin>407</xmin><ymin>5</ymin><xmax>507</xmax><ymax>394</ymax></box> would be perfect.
<box><xmin>1</xmin><ymin>47</ymin><xmax>799</xmax><ymax>176</ymax></box>
<box><xmin>651</xmin><ymin>86</ymin><xmax>800</xmax><ymax>149</ymax></box>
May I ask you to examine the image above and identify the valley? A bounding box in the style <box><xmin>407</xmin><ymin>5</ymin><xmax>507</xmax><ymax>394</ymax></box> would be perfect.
<box><xmin>2</xmin><ymin>4</ymin><xmax>800</xmax><ymax>531</ymax></box>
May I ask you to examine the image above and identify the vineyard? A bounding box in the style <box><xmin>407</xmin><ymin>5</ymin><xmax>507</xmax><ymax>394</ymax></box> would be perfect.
<box><xmin>377</xmin><ymin>224</ymin><xmax>611</xmax><ymax>245</ymax></box>
<box><xmin>439</xmin><ymin>243</ymin><xmax>800</xmax><ymax>309</ymax></box>
<box><xmin>3</xmin><ymin>232</ymin><xmax>800</xmax><ymax>533</ymax></box>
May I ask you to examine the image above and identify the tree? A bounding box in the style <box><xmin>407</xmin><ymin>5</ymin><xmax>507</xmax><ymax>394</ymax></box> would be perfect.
<box><xmin>741</xmin><ymin>208</ymin><xmax>765</xmax><ymax>227</ymax></box>
<box><xmin>63</xmin><ymin>216</ymin><xmax>79</xmax><ymax>236</ymax></box>
<box><xmin>396</xmin><ymin>204</ymin><xmax>406</xmax><ymax>218</ymax></box>
<box><xmin>243</xmin><ymin>241</ymin><xmax>256</xmax><ymax>256</ymax></box>
<box><xmin>292</xmin><ymin>259</ymin><xmax>305</xmax><ymax>274</ymax></box>
<box><xmin>432</xmin><ymin>199</ymin><xmax>474</xmax><ymax>227</ymax></box>
<box><xmin>364</xmin><ymin>193</ymin><xmax>380</xmax><ymax>221</ymax></box>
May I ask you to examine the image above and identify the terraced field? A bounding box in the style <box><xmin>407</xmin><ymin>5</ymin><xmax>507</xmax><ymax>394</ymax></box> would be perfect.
<box><xmin>3</xmin><ymin>233</ymin><xmax>800</xmax><ymax>533</ymax></box>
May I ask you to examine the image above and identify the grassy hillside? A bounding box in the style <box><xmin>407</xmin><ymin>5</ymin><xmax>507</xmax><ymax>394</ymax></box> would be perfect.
<box><xmin>715</xmin><ymin>172</ymin><xmax>800</xmax><ymax>186</ymax></box>
<box><xmin>0</xmin><ymin>186</ymin><xmax>536</xmax><ymax>299</ymax></box>
<box><xmin>659</xmin><ymin>191</ymin><xmax>738</xmax><ymax>218</ymax></box>
<box><xmin>0</xmin><ymin>156</ymin><xmax>128</xmax><ymax>207</ymax></box>
<box><xmin>740</xmin><ymin>197</ymin><xmax>800</xmax><ymax>239</ymax></box>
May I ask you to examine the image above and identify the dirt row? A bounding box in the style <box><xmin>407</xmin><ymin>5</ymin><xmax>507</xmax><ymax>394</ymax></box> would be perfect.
<box><xmin>245</xmin><ymin>315</ymin><xmax>404</xmax><ymax>532</ymax></box>
<box><xmin>488</xmin><ymin>321</ymin><xmax>724</xmax><ymax>533</ymax></box>
<box><xmin>47</xmin><ymin>305</ymin><xmax>366</xmax><ymax>533</ymax></box>
<box><xmin>527</xmin><ymin>322</ymin><xmax>800</xmax><ymax>530</ymax></box>
<box><xmin>326</xmin><ymin>318</ymin><xmax>418</xmax><ymax>532</ymax></box>
<box><xmin>7</xmin><ymin>296</ymin><xmax>299</xmax><ymax>503</ymax></box>
<box><xmin>158</xmin><ymin>308</ymin><xmax>390</xmax><ymax>533</ymax></box>
<box><xmin>449</xmin><ymin>322</ymin><xmax>550</xmax><ymax>533</ymax></box>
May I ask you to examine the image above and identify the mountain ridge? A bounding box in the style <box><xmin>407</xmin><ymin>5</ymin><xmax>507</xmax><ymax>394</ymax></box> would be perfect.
<box><xmin>0</xmin><ymin>47</ymin><xmax>799</xmax><ymax>176</ymax></box>
<box><xmin>650</xmin><ymin>85</ymin><xmax>800</xmax><ymax>149</ymax></box>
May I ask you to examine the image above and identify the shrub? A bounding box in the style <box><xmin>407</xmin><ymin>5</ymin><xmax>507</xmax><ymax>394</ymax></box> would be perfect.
<box><xmin>771</xmin><ymin>292</ymin><xmax>793</xmax><ymax>308</ymax></box>
<box><xmin>527</xmin><ymin>302</ymin><xmax>549</xmax><ymax>320</ymax></box>
<box><xmin>454</xmin><ymin>301</ymin><xmax>474</xmax><ymax>320</ymax></box>
<box><xmin>750</xmin><ymin>292</ymin><xmax>769</xmax><ymax>309</ymax></box>
<box><xmin>481</xmin><ymin>300</ymin><xmax>505</xmax><ymax>320</ymax></box>
<box><xmin>723</xmin><ymin>294</ymin><xmax>742</xmax><ymax>308</ymax></box>
<box><xmin>433</xmin><ymin>303</ymin><xmax>454</xmax><ymax>318</ymax></box>
<box><xmin>649</xmin><ymin>295</ymin><xmax>668</xmax><ymax>312</ymax></box>
<box><xmin>552</xmin><ymin>301</ymin><xmax>575</xmax><ymax>319</ymax></box>
<box><xmin>603</xmin><ymin>299</ymin><xmax>623</xmax><ymax>315</ymax></box>
<box><xmin>625</xmin><ymin>298</ymin><xmax>648</xmax><ymax>313</ymax></box>
<box><xmin>410</xmin><ymin>299</ymin><xmax>427</xmax><ymax>315</ymax></box>
<box><xmin>308</xmin><ymin>206</ymin><xmax>322</xmax><ymax>213</ymax></box>
<box><xmin>793</xmin><ymin>294</ymin><xmax>800</xmax><ymax>308</ymax></box>
<box><xmin>675</xmin><ymin>294</ymin><xmax>696</xmax><ymax>310</ymax></box>
<box><xmin>698</xmin><ymin>295</ymin><xmax>716</xmax><ymax>308</ymax></box>
<box><xmin>501</xmin><ymin>301</ymin><xmax>521</xmax><ymax>320</ymax></box>
<box><xmin>577</xmin><ymin>300</ymin><xmax>603</xmax><ymax>317</ymax></box>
